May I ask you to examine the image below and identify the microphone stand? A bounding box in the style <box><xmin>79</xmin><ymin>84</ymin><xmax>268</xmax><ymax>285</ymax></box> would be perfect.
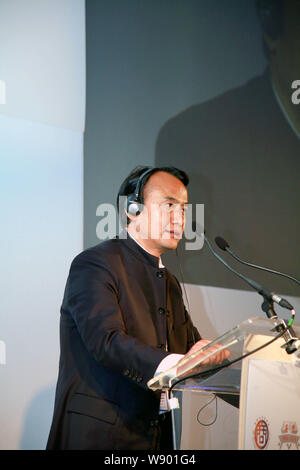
<box><xmin>214</xmin><ymin>236</ymin><xmax>299</xmax><ymax>353</ymax></box>
<box><xmin>214</xmin><ymin>236</ymin><xmax>300</xmax><ymax>288</ymax></box>
<box><xmin>260</xmin><ymin>298</ymin><xmax>297</xmax><ymax>354</ymax></box>
<box><xmin>261</xmin><ymin>297</ymin><xmax>277</xmax><ymax>319</ymax></box>
<box><xmin>202</xmin><ymin>234</ymin><xmax>298</xmax><ymax>354</ymax></box>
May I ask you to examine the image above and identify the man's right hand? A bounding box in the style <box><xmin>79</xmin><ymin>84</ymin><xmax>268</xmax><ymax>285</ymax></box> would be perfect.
<box><xmin>176</xmin><ymin>339</ymin><xmax>230</xmax><ymax>377</ymax></box>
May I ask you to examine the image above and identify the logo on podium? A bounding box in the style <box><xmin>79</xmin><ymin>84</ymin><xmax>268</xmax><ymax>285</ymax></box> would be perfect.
<box><xmin>278</xmin><ymin>422</ymin><xmax>300</xmax><ymax>450</ymax></box>
<box><xmin>254</xmin><ymin>418</ymin><xmax>270</xmax><ymax>450</ymax></box>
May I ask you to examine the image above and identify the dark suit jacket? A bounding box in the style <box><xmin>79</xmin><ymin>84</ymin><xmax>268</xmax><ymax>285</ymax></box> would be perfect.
<box><xmin>46</xmin><ymin>233</ymin><xmax>200</xmax><ymax>450</ymax></box>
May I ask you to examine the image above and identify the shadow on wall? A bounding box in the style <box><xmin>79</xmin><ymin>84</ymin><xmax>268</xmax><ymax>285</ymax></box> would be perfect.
<box><xmin>156</xmin><ymin>0</ymin><xmax>300</xmax><ymax>296</ymax></box>
<box><xmin>19</xmin><ymin>385</ymin><xmax>55</xmax><ymax>450</ymax></box>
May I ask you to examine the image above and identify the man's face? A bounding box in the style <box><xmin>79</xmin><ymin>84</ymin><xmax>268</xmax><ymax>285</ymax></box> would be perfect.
<box><xmin>130</xmin><ymin>171</ymin><xmax>188</xmax><ymax>255</ymax></box>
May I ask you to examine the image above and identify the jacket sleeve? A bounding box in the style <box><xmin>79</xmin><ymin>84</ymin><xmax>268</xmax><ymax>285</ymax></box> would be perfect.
<box><xmin>63</xmin><ymin>249</ymin><xmax>170</xmax><ymax>390</ymax></box>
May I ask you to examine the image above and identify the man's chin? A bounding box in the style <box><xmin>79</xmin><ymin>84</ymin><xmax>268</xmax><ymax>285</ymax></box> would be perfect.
<box><xmin>160</xmin><ymin>237</ymin><xmax>181</xmax><ymax>251</ymax></box>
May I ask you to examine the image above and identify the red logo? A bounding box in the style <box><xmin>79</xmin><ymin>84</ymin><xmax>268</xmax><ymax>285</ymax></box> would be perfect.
<box><xmin>278</xmin><ymin>422</ymin><xmax>300</xmax><ymax>450</ymax></box>
<box><xmin>254</xmin><ymin>418</ymin><xmax>269</xmax><ymax>450</ymax></box>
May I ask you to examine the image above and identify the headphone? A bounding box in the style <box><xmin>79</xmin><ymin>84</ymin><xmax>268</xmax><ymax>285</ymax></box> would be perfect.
<box><xmin>126</xmin><ymin>167</ymin><xmax>156</xmax><ymax>216</ymax></box>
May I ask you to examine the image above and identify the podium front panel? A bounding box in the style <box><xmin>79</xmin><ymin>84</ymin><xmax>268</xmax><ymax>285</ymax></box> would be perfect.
<box><xmin>170</xmin><ymin>388</ymin><xmax>240</xmax><ymax>450</ymax></box>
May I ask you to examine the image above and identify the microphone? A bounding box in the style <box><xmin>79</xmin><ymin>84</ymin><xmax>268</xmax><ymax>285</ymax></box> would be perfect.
<box><xmin>192</xmin><ymin>223</ymin><xmax>297</xmax><ymax>353</ymax></box>
<box><xmin>192</xmin><ymin>222</ymin><xmax>294</xmax><ymax>313</ymax></box>
<box><xmin>215</xmin><ymin>236</ymin><xmax>300</xmax><ymax>288</ymax></box>
<box><xmin>215</xmin><ymin>236</ymin><xmax>229</xmax><ymax>251</ymax></box>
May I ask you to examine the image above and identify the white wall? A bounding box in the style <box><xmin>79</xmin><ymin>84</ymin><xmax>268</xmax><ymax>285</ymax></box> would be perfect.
<box><xmin>0</xmin><ymin>0</ymin><xmax>85</xmax><ymax>450</ymax></box>
<box><xmin>0</xmin><ymin>0</ymin><xmax>85</xmax><ymax>131</ymax></box>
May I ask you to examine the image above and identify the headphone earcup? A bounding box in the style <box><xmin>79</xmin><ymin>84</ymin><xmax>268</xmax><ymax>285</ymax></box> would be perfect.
<box><xmin>127</xmin><ymin>194</ymin><xmax>143</xmax><ymax>216</ymax></box>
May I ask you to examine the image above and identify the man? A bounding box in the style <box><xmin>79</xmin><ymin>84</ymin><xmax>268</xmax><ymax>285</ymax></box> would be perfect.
<box><xmin>46</xmin><ymin>166</ymin><xmax>228</xmax><ymax>450</ymax></box>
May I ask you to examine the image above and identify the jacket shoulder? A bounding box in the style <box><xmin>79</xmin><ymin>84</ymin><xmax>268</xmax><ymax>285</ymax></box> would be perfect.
<box><xmin>71</xmin><ymin>238</ymin><xmax>124</xmax><ymax>268</ymax></box>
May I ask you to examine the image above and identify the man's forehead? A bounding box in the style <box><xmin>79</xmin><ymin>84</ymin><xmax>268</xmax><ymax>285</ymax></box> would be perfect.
<box><xmin>160</xmin><ymin>194</ymin><xmax>188</xmax><ymax>204</ymax></box>
<box><xmin>145</xmin><ymin>172</ymin><xmax>188</xmax><ymax>203</ymax></box>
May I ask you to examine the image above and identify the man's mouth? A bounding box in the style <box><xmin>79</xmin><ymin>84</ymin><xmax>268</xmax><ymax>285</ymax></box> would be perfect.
<box><xmin>165</xmin><ymin>229</ymin><xmax>182</xmax><ymax>239</ymax></box>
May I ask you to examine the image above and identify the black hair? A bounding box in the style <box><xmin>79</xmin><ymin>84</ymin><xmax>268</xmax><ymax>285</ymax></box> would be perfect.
<box><xmin>117</xmin><ymin>165</ymin><xmax>189</xmax><ymax>226</ymax></box>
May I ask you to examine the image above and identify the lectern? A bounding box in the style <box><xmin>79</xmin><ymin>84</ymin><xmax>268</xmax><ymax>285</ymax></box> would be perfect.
<box><xmin>148</xmin><ymin>316</ymin><xmax>300</xmax><ymax>450</ymax></box>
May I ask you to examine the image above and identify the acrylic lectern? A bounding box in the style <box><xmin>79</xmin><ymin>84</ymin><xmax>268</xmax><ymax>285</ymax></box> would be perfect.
<box><xmin>148</xmin><ymin>316</ymin><xmax>300</xmax><ymax>450</ymax></box>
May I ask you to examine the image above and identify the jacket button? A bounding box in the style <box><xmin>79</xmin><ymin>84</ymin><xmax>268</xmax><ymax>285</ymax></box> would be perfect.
<box><xmin>158</xmin><ymin>307</ymin><xmax>165</xmax><ymax>315</ymax></box>
<box><xmin>156</xmin><ymin>270</ymin><xmax>164</xmax><ymax>278</ymax></box>
<box><xmin>150</xmin><ymin>419</ymin><xmax>159</xmax><ymax>427</ymax></box>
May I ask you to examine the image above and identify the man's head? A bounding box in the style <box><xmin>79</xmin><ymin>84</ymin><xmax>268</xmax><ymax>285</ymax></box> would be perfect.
<box><xmin>117</xmin><ymin>166</ymin><xmax>189</xmax><ymax>256</ymax></box>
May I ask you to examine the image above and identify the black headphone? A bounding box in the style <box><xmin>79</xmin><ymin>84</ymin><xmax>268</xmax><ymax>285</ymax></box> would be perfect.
<box><xmin>126</xmin><ymin>167</ymin><xmax>156</xmax><ymax>216</ymax></box>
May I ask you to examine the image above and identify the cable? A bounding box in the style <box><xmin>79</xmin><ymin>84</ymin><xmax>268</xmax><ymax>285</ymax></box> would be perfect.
<box><xmin>287</xmin><ymin>309</ymin><xmax>296</xmax><ymax>327</ymax></box>
<box><xmin>197</xmin><ymin>394</ymin><xmax>218</xmax><ymax>427</ymax></box>
<box><xmin>214</xmin><ymin>236</ymin><xmax>300</xmax><ymax>288</ymax></box>
<box><xmin>176</xmin><ymin>245</ymin><xmax>196</xmax><ymax>345</ymax></box>
<box><xmin>176</xmin><ymin>245</ymin><xmax>192</xmax><ymax>315</ymax></box>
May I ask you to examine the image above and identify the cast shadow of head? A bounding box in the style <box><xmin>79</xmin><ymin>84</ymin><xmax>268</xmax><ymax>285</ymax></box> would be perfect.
<box><xmin>155</xmin><ymin>0</ymin><xmax>300</xmax><ymax>298</ymax></box>
<box><xmin>19</xmin><ymin>384</ymin><xmax>56</xmax><ymax>450</ymax></box>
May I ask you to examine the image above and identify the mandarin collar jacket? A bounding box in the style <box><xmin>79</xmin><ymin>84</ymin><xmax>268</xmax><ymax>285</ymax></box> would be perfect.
<box><xmin>47</xmin><ymin>232</ymin><xmax>200</xmax><ymax>450</ymax></box>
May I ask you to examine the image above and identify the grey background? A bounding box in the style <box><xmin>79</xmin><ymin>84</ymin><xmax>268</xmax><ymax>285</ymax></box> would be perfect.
<box><xmin>84</xmin><ymin>0</ymin><xmax>299</xmax><ymax>296</ymax></box>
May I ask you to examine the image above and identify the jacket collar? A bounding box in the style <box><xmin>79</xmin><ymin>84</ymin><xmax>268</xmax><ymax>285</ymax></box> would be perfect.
<box><xmin>117</xmin><ymin>228</ymin><xmax>164</xmax><ymax>269</ymax></box>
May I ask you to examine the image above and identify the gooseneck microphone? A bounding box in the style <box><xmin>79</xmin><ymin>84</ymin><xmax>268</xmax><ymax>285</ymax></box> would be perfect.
<box><xmin>191</xmin><ymin>223</ymin><xmax>294</xmax><ymax>313</ymax></box>
<box><xmin>215</xmin><ymin>236</ymin><xmax>300</xmax><ymax>288</ymax></box>
<box><xmin>192</xmin><ymin>223</ymin><xmax>297</xmax><ymax>353</ymax></box>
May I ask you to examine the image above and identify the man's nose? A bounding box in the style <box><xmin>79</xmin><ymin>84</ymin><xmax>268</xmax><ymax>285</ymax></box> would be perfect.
<box><xmin>170</xmin><ymin>207</ymin><xmax>184</xmax><ymax>225</ymax></box>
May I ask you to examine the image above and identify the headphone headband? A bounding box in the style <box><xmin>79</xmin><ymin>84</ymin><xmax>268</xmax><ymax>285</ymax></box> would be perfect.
<box><xmin>127</xmin><ymin>167</ymin><xmax>156</xmax><ymax>216</ymax></box>
<box><xmin>133</xmin><ymin>167</ymin><xmax>155</xmax><ymax>200</ymax></box>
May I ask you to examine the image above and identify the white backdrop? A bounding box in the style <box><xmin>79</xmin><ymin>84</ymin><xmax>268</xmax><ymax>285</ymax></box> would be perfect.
<box><xmin>0</xmin><ymin>0</ymin><xmax>85</xmax><ymax>450</ymax></box>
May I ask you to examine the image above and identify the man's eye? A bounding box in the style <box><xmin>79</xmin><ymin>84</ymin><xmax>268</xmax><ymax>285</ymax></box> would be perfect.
<box><xmin>162</xmin><ymin>203</ymin><xmax>173</xmax><ymax>209</ymax></box>
<box><xmin>163</xmin><ymin>203</ymin><xmax>187</xmax><ymax>213</ymax></box>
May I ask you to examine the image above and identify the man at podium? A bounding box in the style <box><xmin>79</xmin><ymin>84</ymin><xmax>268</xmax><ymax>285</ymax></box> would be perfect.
<box><xmin>47</xmin><ymin>166</ymin><xmax>228</xmax><ymax>450</ymax></box>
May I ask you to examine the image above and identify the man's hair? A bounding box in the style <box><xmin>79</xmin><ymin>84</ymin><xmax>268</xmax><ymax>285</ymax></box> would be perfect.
<box><xmin>117</xmin><ymin>165</ymin><xmax>189</xmax><ymax>225</ymax></box>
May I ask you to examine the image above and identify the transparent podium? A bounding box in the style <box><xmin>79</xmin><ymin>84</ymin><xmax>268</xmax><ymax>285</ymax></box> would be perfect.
<box><xmin>148</xmin><ymin>316</ymin><xmax>300</xmax><ymax>450</ymax></box>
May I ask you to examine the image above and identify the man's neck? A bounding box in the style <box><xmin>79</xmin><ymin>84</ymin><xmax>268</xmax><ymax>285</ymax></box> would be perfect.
<box><xmin>126</xmin><ymin>226</ymin><xmax>165</xmax><ymax>268</ymax></box>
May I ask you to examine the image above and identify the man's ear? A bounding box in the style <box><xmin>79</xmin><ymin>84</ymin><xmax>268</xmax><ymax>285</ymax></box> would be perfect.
<box><xmin>124</xmin><ymin>208</ymin><xmax>138</xmax><ymax>224</ymax></box>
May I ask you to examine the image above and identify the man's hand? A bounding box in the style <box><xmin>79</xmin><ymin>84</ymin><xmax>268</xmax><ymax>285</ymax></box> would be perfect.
<box><xmin>176</xmin><ymin>339</ymin><xmax>230</xmax><ymax>377</ymax></box>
